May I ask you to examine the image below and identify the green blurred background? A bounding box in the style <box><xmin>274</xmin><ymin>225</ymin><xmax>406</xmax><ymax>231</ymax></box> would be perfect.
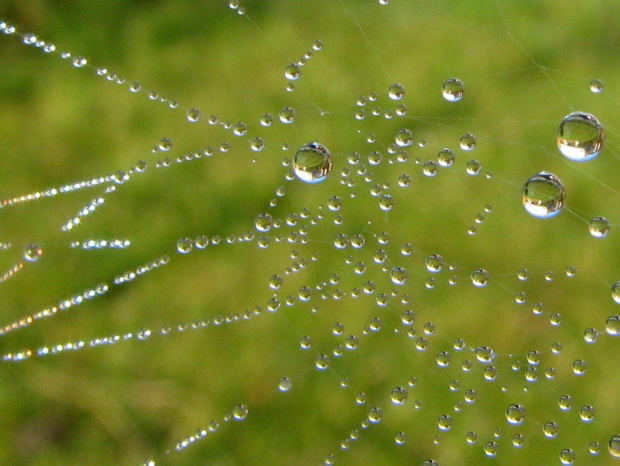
<box><xmin>0</xmin><ymin>0</ymin><xmax>618</xmax><ymax>464</ymax></box>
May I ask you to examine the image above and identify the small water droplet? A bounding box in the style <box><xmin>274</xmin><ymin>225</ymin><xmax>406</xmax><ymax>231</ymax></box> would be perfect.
<box><xmin>442</xmin><ymin>78</ymin><xmax>464</xmax><ymax>102</ymax></box>
<box><xmin>293</xmin><ymin>142</ymin><xmax>332</xmax><ymax>183</ymax></box>
<box><xmin>588</xmin><ymin>216</ymin><xmax>610</xmax><ymax>238</ymax></box>
<box><xmin>505</xmin><ymin>403</ymin><xmax>526</xmax><ymax>425</ymax></box>
<box><xmin>388</xmin><ymin>83</ymin><xmax>405</xmax><ymax>100</ymax></box>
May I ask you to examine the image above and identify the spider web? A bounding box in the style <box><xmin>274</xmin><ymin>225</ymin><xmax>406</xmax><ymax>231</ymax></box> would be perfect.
<box><xmin>0</xmin><ymin>0</ymin><xmax>618</xmax><ymax>464</ymax></box>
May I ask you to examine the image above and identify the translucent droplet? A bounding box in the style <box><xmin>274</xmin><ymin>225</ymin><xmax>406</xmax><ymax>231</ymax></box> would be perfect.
<box><xmin>254</xmin><ymin>213</ymin><xmax>274</xmax><ymax>232</ymax></box>
<box><xmin>437</xmin><ymin>148</ymin><xmax>455</xmax><ymax>167</ymax></box>
<box><xmin>157</xmin><ymin>137</ymin><xmax>172</xmax><ymax>151</ymax></box>
<box><xmin>259</xmin><ymin>113</ymin><xmax>273</xmax><ymax>127</ymax></box>
<box><xmin>465</xmin><ymin>159</ymin><xmax>481</xmax><ymax>175</ymax></box>
<box><xmin>186</xmin><ymin>108</ymin><xmax>201</xmax><ymax>122</ymax></box>
<box><xmin>278</xmin><ymin>377</ymin><xmax>292</xmax><ymax>392</ymax></box>
<box><xmin>556</xmin><ymin>111</ymin><xmax>604</xmax><ymax>162</ymax></box>
<box><xmin>587</xmin><ymin>216</ymin><xmax>610</xmax><ymax>238</ymax></box>
<box><xmin>422</xmin><ymin>160</ymin><xmax>438</xmax><ymax>177</ymax></box>
<box><xmin>315</xmin><ymin>354</ymin><xmax>330</xmax><ymax>370</ymax></box>
<box><xmin>232</xmin><ymin>404</ymin><xmax>248</xmax><ymax>421</ymax></box>
<box><xmin>466</xmin><ymin>431</ymin><xmax>478</xmax><ymax>444</ymax></box>
<box><xmin>484</xmin><ymin>442</ymin><xmax>498</xmax><ymax>458</ymax></box>
<box><xmin>390</xmin><ymin>267</ymin><xmax>408</xmax><ymax>285</ymax></box>
<box><xmin>232</xmin><ymin>122</ymin><xmax>247</xmax><ymax>136</ymax></box>
<box><xmin>72</xmin><ymin>56</ymin><xmax>87</xmax><ymax>67</ymax></box>
<box><xmin>471</xmin><ymin>269</ymin><xmax>489</xmax><ymax>287</ymax></box>
<box><xmin>609</xmin><ymin>435</ymin><xmax>620</xmax><ymax>458</ymax></box>
<box><xmin>176</xmin><ymin>238</ymin><xmax>193</xmax><ymax>254</ymax></box>
<box><xmin>390</xmin><ymin>387</ymin><xmax>408</xmax><ymax>405</ymax></box>
<box><xmin>23</xmin><ymin>244</ymin><xmax>42</xmax><ymax>262</ymax></box>
<box><xmin>590</xmin><ymin>79</ymin><xmax>603</xmax><ymax>93</ymax></box>
<box><xmin>284</xmin><ymin>63</ymin><xmax>301</xmax><ymax>80</ymax></box>
<box><xmin>543</xmin><ymin>421</ymin><xmax>559</xmax><ymax>438</ymax></box>
<box><xmin>437</xmin><ymin>414</ymin><xmax>453</xmax><ymax>431</ymax></box>
<box><xmin>579</xmin><ymin>405</ymin><xmax>595</xmax><ymax>422</ymax></box>
<box><xmin>279</xmin><ymin>107</ymin><xmax>296</xmax><ymax>124</ymax></box>
<box><xmin>395</xmin><ymin>129</ymin><xmax>413</xmax><ymax>147</ymax></box>
<box><xmin>522</xmin><ymin>172</ymin><xmax>566</xmax><ymax>218</ymax></box>
<box><xmin>394</xmin><ymin>432</ymin><xmax>406</xmax><ymax>445</ymax></box>
<box><xmin>612</xmin><ymin>282</ymin><xmax>620</xmax><ymax>304</ymax></box>
<box><xmin>388</xmin><ymin>83</ymin><xmax>405</xmax><ymax>101</ymax></box>
<box><xmin>367</xmin><ymin>407</ymin><xmax>383</xmax><ymax>424</ymax></box>
<box><xmin>426</xmin><ymin>254</ymin><xmax>444</xmax><ymax>273</ymax></box>
<box><xmin>250</xmin><ymin>137</ymin><xmax>264</xmax><ymax>152</ymax></box>
<box><xmin>379</xmin><ymin>195</ymin><xmax>394</xmax><ymax>212</ymax></box>
<box><xmin>442</xmin><ymin>78</ymin><xmax>464</xmax><ymax>102</ymax></box>
<box><xmin>559</xmin><ymin>448</ymin><xmax>576</xmax><ymax>465</ymax></box>
<box><xmin>505</xmin><ymin>404</ymin><xmax>526</xmax><ymax>425</ymax></box>
<box><xmin>572</xmin><ymin>359</ymin><xmax>587</xmax><ymax>375</ymax></box>
<box><xmin>512</xmin><ymin>434</ymin><xmax>525</xmax><ymax>448</ymax></box>
<box><xmin>475</xmin><ymin>346</ymin><xmax>495</xmax><ymax>364</ymax></box>
<box><xmin>459</xmin><ymin>133</ymin><xmax>476</xmax><ymax>151</ymax></box>
<box><xmin>293</xmin><ymin>142</ymin><xmax>332</xmax><ymax>184</ymax></box>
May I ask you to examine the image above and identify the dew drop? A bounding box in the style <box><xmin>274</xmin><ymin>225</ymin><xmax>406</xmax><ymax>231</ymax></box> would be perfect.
<box><xmin>186</xmin><ymin>108</ymin><xmax>201</xmax><ymax>122</ymax></box>
<box><xmin>72</xmin><ymin>56</ymin><xmax>87</xmax><ymax>67</ymax></box>
<box><xmin>395</xmin><ymin>129</ymin><xmax>413</xmax><ymax>147</ymax></box>
<box><xmin>588</xmin><ymin>216</ymin><xmax>610</xmax><ymax>238</ymax></box>
<box><xmin>559</xmin><ymin>448</ymin><xmax>576</xmax><ymax>464</ymax></box>
<box><xmin>388</xmin><ymin>83</ymin><xmax>405</xmax><ymax>100</ymax></box>
<box><xmin>471</xmin><ymin>269</ymin><xmax>489</xmax><ymax>287</ymax></box>
<box><xmin>437</xmin><ymin>148</ymin><xmax>455</xmax><ymax>167</ymax></box>
<box><xmin>612</xmin><ymin>282</ymin><xmax>620</xmax><ymax>304</ymax></box>
<box><xmin>279</xmin><ymin>107</ymin><xmax>296</xmax><ymax>124</ymax></box>
<box><xmin>609</xmin><ymin>435</ymin><xmax>620</xmax><ymax>458</ymax></box>
<box><xmin>556</xmin><ymin>111</ymin><xmax>604</xmax><ymax>161</ymax></box>
<box><xmin>278</xmin><ymin>377</ymin><xmax>292</xmax><ymax>392</ymax></box>
<box><xmin>284</xmin><ymin>63</ymin><xmax>301</xmax><ymax>80</ymax></box>
<box><xmin>390</xmin><ymin>387</ymin><xmax>408</xmax><ymax>405</ymax></box>
<box><xmin>176</xmin><ymin>238</ymin><xmax>193</xmax><ymax>254</ymax></box>
<box><xmin>605</xmin><ymin>315</ymin><xmax>620</xmax><ymax>335</ymax></box>
<box><xmin>254</xmin><ymin>213</ymin><xmax>274</xmax><ymax>232</ymax></box>
<box><xmin>521</xmin><ymin>172</ymin><xmax>566</xmax><ymax>218</ymax></box>
<box><xmin>390</xmin><ymin>267</ymin><xmax>408</xmax><ymax>285</ymax></box>
<box><xmin>505</xmin><ymin>403</ymin><xmax>526</xmax><ymax>425</ymax></box>
<box><xmin>293</xmin><ymin>142</ymin><xmax>332</xmax><ymax>184</ymax></box>
<box><xmin>23</xmin><ymin>243</ymin><xmax>42</xmax><ymax>262</ymax></box>
<box><xmin>590</xmin><ymin>78</ymin><xmax>603</xmax><ymax>93</ymax></box>
<box><xmin>232</xmin><ymin>404</ymin><xmax>248</xmax><ymax>421</ymax></box>
<box><xmin>367</xmin><ymin>406</ymin><xmax>383</xmax><ymax>424</ymax></box>
<box><xmin>437</xmin><ymin>414</ymin><xmax>453</xmax><ymax>431</ymax></box>
<box><xmin>442</xmin><ymin>78</ymin><xmax>464</xmax><ymax>102</ymax></box>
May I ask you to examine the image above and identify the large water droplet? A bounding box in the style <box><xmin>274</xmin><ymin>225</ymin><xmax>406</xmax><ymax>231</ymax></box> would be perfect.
<box><xmin>293</xmin><ymin>142</ymin><xmax>332</xmax><ymax>183</ymax></box>
<box><xmin>556</xmin><ymin>111</ymin><xmax>604</xmax><ymax>161</ymax></box>
<box><xmin>609</xmin><ymin>435</ymin><xmax>620</xmax><ymax>458</ymax></box>
<box><xmin>442</xmin><ymin>78</ymin><xmax>464</xmax><ymax>102</ymax></box>
<box><xmin>388</xmin><ymin>83</ymin><xmax>405</xmax><ymax>100</ymax></box>
<box><xmin>505</xmin><ymin>403</ymin><xmax>526</xmax><ymax>425</ymax></box>
<box><xmin>521</xmin><ymin>172</ymin><xmax>566</xmax><ymax>218</ymax></box>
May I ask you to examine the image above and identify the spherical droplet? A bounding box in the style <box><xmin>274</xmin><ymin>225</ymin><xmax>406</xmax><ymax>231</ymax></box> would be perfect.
<box><xmin>556</xmin><ymin>111</ymin><xmax>604</xmax><ymax>162</ymax></box>
<box><xmin>232</xmin><ymin>404</ymin><xmax>248</xmax><ymax>421</ymax></box>
<box><xmin>505</xmin><ymin>404</ymin><xmax>526</xmax><ymax>425</ymax></box>
<box><xmin>471</xmin><ymin>269</ymin><xmax>489</xmax><ymax>287</ymax></box>
<box><xmin>388</xmin><ymin>83</ymin><xmax>405</xmax><ymax>101</ymax></box>
<box><xmin>390</xmin><ymin>387</ymin><xmax>408</xmax><ymax>405</ymax></box>
<box><xmin>426</xmin><ymin>254</ymin><xmax>444</xmax><ymax>273</ymax></box>
<box><xmin>442</xmin><ymin>78</ymin><xmax>464</xmax><ymax>102</ymax></box>
<box><xmin>590</xmin><ymin>79</ymin><xmax>603</xmax><ymax>93</ymax></box>
<box><xmin>522</xmin><ymin>172</ymin><xmax>565</xmax><ymax>218</ymax></box>
<box><xmin>186</xmin><ymin>108</ymin><xmax>201</xmax><ymax>122</ymax></box>
<box><xmin>559</xmin><ymin>449</ymin><xmax>576</xmax><ymax>465</ymax></box>
<box><xmin>579</xmin><ymin>405</ymin><xmax>595</xmax><ymax>422</ymax></box>
<box><xmin>23</xmin><ymin>243</ymin><xmax>42</xmax><ymax>262</ymax></box>
<box><xmin>176</xmin><ymin>238</ymin><xmax>193</xmax><ymax>254</ymax></box>
<box><xmin>437</xmin><ymin>148</ymin><xmax>455</xmax><ymax>167</ymax></box>
<box><xmin>278</xmin><ymin>377</ymin><xmax>292</xmax><ymax>392</ymax></box>
<box><xmin>588</xmin><ymin>217</ymin><xmax>610</xmax><ymax>238</ymax></box>
<box><xmin>279</xmin><ymin>107</ymin><xmax>296</xmax><ymax>124</ymax></box>
<box><xmin>605</xmin><ymin>315</ymin><xmax>620</xmax><ymax>335</ymax></box>
<box><xmin>612</xmin><ymin>282</ymin><xmax>620</xmax><ymax>304</ymax></box>
<box><xmin>437</xmin><ymin>414</ymin><xmax>453</xmax><ymax>431</ymax></box>
<box><xmin>390</xmin><ymin>267</ymin><xmax>408</xmax><ymax>285</ymax></box>
<box><xmin>609</xmin><ymin>435</ymin><xmax>620</xmax><ymax>458</ymax></box>
<box><xmin>293</xmin><ymin>142</ymin><xmax>332</xmax><ymax>183</ymax></box>
<box><xmin>395</xmin><ymin>129</ymin><xmax>413</xmax><ymax>147</ymax></box>
<box><xmin>367</xmin><ymin>407</ymin><xmax>383</xmax><ymax>424</ymax></box>
<box><xmin>284</xmin><ymin>63</ymin><xmax>301</xmax><ymax>80</ymax></box>
<box><xmin>254</xmin><ymin>213</ymin><xmax>274</xmax><ymax>232</ymax></box>
<box><xmin>543</xmin><ymin>421</ymin><xmax>559</xmax><ymax>438</ymax></box>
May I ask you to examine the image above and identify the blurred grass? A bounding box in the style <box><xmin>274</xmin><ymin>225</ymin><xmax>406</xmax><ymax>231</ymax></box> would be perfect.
<box><xmin>0</xmin><ymin>0</ymin><xmax>619</xmax><ymax>465</ymax></box>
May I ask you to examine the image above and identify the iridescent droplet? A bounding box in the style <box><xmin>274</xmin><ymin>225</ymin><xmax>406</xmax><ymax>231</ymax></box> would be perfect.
<box><xmin>521</xmin><ymin>172</ymin><xmax>565</xmax><ymax>218</ymax></box>
<box><xmin>23</xmin><ymin>244</ymin><xmax>42</xmax><ymax>262</ymax></box>
<box><xmin>556</xmin><ymin>111</ymin><xmax>604</xmax><ymax>161</ymax></box>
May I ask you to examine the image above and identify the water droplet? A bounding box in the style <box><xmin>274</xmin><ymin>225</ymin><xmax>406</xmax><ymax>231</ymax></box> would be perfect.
<box><xmin>590</xmin><ymin>78</ymin><xmax>603</xmax><ymax>93</ymax></box>
<box><xmin>186</xmin><ymin>108</ymin><xmax>201</xmax><ymax>122</ymax></box>
<box><xmin>278</xmin><ymin>377</ymin><xmax>292</xmax><ymax>392</ymax></box>
<box><xmin>442</xmin><ymin>78</ymin><xmax>464</xmax><ymax>102</ymax></box>
<box><xmin>390</xmin><ymin>387</ymin><xmax>408</xmax><ymax>405</ymax></box>
<box><xmin>484</xmin><ymin>442</ymin><xmax>498</xmax><ymax>458</ymax></box>
<box><xmin>437</xmin><ymin>148</ymin><xmax>455</xmax><ymax>167</ymax></box>
<box><xmin>390</xmin><ymin>267</ymin><xmax>408</xmax><ymax>285</ymax></box>
<box><xmin>394</xmin><ymin>432</ymin><xmax>405</xmax><ymax>445</ymax></box>
<box><xmin>279</xmin><ymin>107</ymin><xmax>296</xmax><ymax>124</ymax></box>
<box><xmin>437</xmin><ymin>414</ymin><xmax>453</xmax><ymax>431</ymax></box>
<box><xmin>23</xmin><ymin>244</ymin><xmax>42</xmax><ymax>262</ymax></box>
<box><xmin>572</xmin><ymin>359</ymin><xmax>587</xmax><ymax>375</ymax></box>
<box><xmin>284</xmin><ymin>63</ymin><xmax>301</xmax><ymax>80</ymax></box>
<box><xmin>250</xmin><ymin>137</ymin><xmax>264</xmax><ymax>152</ymax></box>
<box><xmin>315</xmin><ymin>354</ymin><xmax>330</xmax><ymax>370</ymax></box>
<box><xmin>588</xmin><ymin>216</ymin><xmax>610</xmax><ymax>238</ymax></box>
<box><xmin>459</xmin><ymin>133</ymin><xmax>476</xmax><ymax>151</ymax></box>
<box><xmin>505</xmin><ymin>403</ymin><xmax>526</xmax><ymax>425</ymax></box>
<box><xmin>559</xmin><ymin>448</ymin><xmax>576</xmax><ymax>465</ymax></box>
<box><xmin>426</xmin><ymin>254</ymin><xmax>443</xmax><ymax>273</ymax></box>
<box><xmin>293</xmin><ymin>142</ymin><xmax>332</xmax><ymax>183</ymax></box>
<box><xmin>176</xmin><ymin>238</ymin><xmax>193</xmax><ymax>254</ymax></box>
<box><xmin>232</xmin><ymin>404</ymin><xmax>248</xmax><ymax>421</ymax></box>
<box><xmin>609</xmin><ymin>435</ymin><xmax>620</xmax><ymax>458</ymax></box>
<box><xmin>395</xmin><ymin>129</ymin><xmax>413</xmax><ymax>147</ymax></box>
<box><xmin>556</xmin><ymin>111</ymin><xmax>604</xmax><ymax>161</ymax></box>
<box><xmin>471</xmin><ymin>269</ymin><xmax>489</xmax><ymax>287</ymax></box>
<box><xmin>579</xmin><ymin>405</ymin><xmax>595</xmax><ymax>422</ymax></box>
<box><xmin>367</xmin><ymin>406</ymin><xmax>383</xmax><ymax>423</ymax></box>
<box><xmin>388</xmin><ymin>83</ymin><xmax>405</xmax><ymax>101</ymax></box>
<box><xmin>254</xmin><ymin>213</ymin><xmax>274</xmax><ymax>232</ymax></box>
<box><xmin>422</xmin><ymin>160</ymin><xmax>438</xmax><ymax>177</ymax></box>
<box><xmin>72</xmin><ymin>56</ymin><xmax>87</xmax><ymax>67</ymax></box>
<box><xmin>522</xmin><ymin>172</ymin><xmax>566</xmax><ymax>218</ymax></box>
<box><xmin>543</xmin><ymin>421</ymin><xmax>559</xmax><ymax>438</ymax></box>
